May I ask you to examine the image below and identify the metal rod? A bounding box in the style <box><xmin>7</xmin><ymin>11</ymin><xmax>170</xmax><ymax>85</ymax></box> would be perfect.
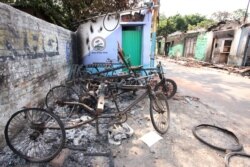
<box><xmin>120</xmin><ymin>90</ymin><xmax>149</xmax><ymax>115</ymax></box>
<box><xmin>62</xmin><ymin>101</ymin><xmax>95</xmax><ymax>113</ymax></box>
<box><xmin>244</xmin><ymin>0</ymin><xmax>250</xmax><ymax>23</ymax></box>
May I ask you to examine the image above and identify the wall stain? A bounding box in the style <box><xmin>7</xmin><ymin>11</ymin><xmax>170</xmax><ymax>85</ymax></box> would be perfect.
<box><xmin>90</xmin><ymin>25</ymin><xmax>94</xmax><ymax>33</ymax></box>
<box><xmin>0</xmin><ymin>75</ymin><xmax>5</xmax><ymax>88</ymax></box>
<box><xmin>99</xmin><ymin>26</ymin><xmax>103</xmax><ymax>32</ymax></box>
<box><xmin>86</xmin><ymin>37</ymin><xmax>89</xmax><ymax>45</ymax></box>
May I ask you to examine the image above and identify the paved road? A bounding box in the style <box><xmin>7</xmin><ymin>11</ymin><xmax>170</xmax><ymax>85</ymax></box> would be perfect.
<box><xmin>158</xmin><ymin>57</ymin><xmax>250</xmax><ymax>118</ymax></box>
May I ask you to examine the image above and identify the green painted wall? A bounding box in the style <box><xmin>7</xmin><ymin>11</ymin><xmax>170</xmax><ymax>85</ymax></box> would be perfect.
<box><xmin>168</xmin><ymin>44</ymin><xmax>184</xmax><ymax>57</ymax></box>
<box><xmin>194</xmin><ymin>34</ymin><xmax>208</xmax><ymax>61</ymax></box>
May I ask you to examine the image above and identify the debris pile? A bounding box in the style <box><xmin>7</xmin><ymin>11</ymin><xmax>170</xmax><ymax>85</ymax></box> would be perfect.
<box><xmin>167</xmin><ymin>57</ymin><xmax>250</xmax><ymax>77</ymax></box>
<box><xmin>108</xmin><ymin>123</ymin><xmax>134</xmax><ymax>145</ymax></box>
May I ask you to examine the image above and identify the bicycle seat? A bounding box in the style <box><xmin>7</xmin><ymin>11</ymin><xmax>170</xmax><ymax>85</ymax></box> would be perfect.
<box><xmin>129</xmin><ymin>65</ymin><xmax>143</xmax><ymax>70</ymax></box>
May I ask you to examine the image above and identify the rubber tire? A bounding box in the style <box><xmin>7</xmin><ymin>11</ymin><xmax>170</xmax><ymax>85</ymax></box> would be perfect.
<box><xmin>150</xmin><ymin>92</ymin><xmax>170</xmax><ymax>134</ymax></box>
<box><xmin>45</xmin><ymin>85</ymin><xmax>79</xmax><ymax>118</ymax></box>
<box><xmin>154</xmin><ymin>79</ymin><xmax>177</xmax><ymax>99</ymax></box>
<box><xmin>225</xmin><ymin>152</ymin><xmax>250</xmax><ymax>167</ymax></box>
<box><xmin>103</xmin><ymin>12</ymin><xmax>120</xmax><ymax>32</ymax></box>
<box><xmin>4</xmin><ymin>108</ymin><xmax>66</xmax><ymax>163</ymax></box>
<box><xmin>192</xmin><ymin>124</ymin><xmax>243</xmax><ymax>152</ymax></box>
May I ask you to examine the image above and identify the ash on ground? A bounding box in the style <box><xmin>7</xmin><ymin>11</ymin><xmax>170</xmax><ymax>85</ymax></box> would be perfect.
<box><xmin>0</xmin><ymin>92</ymin><xmax>145</xmax><ymax>167</ymax></box>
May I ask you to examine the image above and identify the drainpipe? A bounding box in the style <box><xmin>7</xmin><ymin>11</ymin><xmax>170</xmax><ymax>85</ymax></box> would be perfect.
<box><xmin>150</xmin><ymin>0</ymin><xmax>160</xmax><ymax>67</ymax></box>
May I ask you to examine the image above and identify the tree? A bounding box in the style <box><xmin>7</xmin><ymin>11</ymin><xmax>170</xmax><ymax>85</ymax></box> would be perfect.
<box><xmin>184</xmin><ymin>14</ymin><xmax>207</xmax><ymax>26</ymax></box>
<box><xmin>157</xmin><ymin>13</ymin><xmax>208</xmax><ymax>36</ymax></box>
<box><xmin>232</xmin><ymin>9</ymin><xmax>247</xmax><ymax>22</ymax></box>
<box><xmin>157</xmin><ymin>15</ymin><xmax>176</xmax><ymax>36</ymax></box>
<box><xmin>211</xmin><ymin>9</ymin><xmax>249</xmax><ymax>22</ymax></box>
<box><xmin>0</xmin><ymin>0</ymin><xmax>141</xmax><ymax>30</ymax></box>
<box><xmin>211</xmin><ymin>11</ymin><xmax>231</xmax><ymax>22</ymax></box>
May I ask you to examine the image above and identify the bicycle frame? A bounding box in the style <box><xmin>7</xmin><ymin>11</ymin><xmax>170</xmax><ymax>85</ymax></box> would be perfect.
<box><xmin>112</xmin><ymin>85</ymin><xmax>152</xmax><ymax>116</ymax></box>
<box><xmin>69</xmin><ymin>62</ymin><xmax>127</xmax><ymax>80</ymax></box>
<box><xmin>51</xmin><ymin>82</ymin><xmax>155</xmax><ymax>129</ymax></box>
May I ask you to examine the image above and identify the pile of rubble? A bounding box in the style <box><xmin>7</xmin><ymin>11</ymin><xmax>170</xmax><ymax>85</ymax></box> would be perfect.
<box><xmin>167</xmin><ymin>57</ymin><xmax>250</xmax><ymax>77</ymax></box>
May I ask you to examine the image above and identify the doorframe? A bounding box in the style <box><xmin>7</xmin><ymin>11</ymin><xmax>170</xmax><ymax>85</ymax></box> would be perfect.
<box><xmin>242</xmin><ymin>35</ymin><xmax>250</xmax><ymax>66</ymax></box>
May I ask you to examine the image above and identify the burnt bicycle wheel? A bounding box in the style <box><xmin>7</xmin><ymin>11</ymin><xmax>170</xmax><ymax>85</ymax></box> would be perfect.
<box><xmin>103</xmin><ymin>12</ymin><xmax>120</xmax><ymax>31</ymax></box>
<box><xmin>150</xmin><ymin>92</ymin><xmax>170</xmax><ymax>134</ymax></box>
<box><xmin>192</xmin><ymin>124</ymin><xmax>243</xmax><ymax>152</ymax></box>
<box><xmin>154</xmin><ymin>79</ymin><xmax>177</xmax><ymax>99</ymax></box>
<box><xmin>45</xmin><ymin>85</ymin><xmax>79</xmax><ymax>118</ymax></box>
<box><xmin>4</xmin><ymin>108</ymin><xmax>65</xmax><ymax>162</ymax></box>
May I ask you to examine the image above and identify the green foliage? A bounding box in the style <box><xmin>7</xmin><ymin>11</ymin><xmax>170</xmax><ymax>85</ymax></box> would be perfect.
<box><xmin>157</xmin><ymin>13</ymin><xmax>208</xmax><ymax>36</ymax></box>
<box><xmin>188</xmin><ymin>19</ymin><xmax>216</xmax><ymax>30</ymax></box>
<box><xmin>184</xmin><ymin>14</ymin><xmax>206</xmax><ymax>26</ymax></box>
<box><xmin>158</xmin><ymin>8</ymin><xmax>249</xmax><ymax>36</ymax></box>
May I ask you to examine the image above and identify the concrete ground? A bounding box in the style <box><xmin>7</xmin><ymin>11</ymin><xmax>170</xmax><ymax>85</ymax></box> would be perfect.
<box><xmin>111</xmin><ymin>57</ymin><xmax>250</xmax><ymax>167</ymax></box>
<box><xmin>1</xmin><ymin>56</ymin><xmax>250</xmax><ymax>167</ymax></box>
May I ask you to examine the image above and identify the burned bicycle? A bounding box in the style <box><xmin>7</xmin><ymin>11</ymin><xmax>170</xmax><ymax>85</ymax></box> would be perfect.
<box><xmin>4</xmin><ymin>80</ymin><xmax>170</xmax><ymax>163</ymax></box>
<box><xmin>45</xmin><ymin>79</ymin><xmax>170</xmax><ymax>133</ymax></box>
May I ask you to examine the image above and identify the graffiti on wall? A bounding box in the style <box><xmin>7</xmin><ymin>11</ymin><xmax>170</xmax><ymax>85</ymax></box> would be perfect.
<box><xmin>0</xmin><ymin>28</ymin><xmax>59</xmax><ymax>62</ymax></box>
<box><xmin>43</xmin><ymin>35</ymin><xmax>58</xmax><ymax>53</ymax></box>
<box><xmin>195</xmin><ymin>34</ymin><xmax>208</xmax><ymax>61</ymax></box>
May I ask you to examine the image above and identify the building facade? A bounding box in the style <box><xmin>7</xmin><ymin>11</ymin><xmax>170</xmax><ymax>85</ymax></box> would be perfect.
<box><xmin>76</xmin><ymin>8</ymin><xmax>154</xmax><ymax>68</ymax></box>
<box><xmin>161</xmin><ymin>21</ymin><xmax>250</xmax><ymax>66</ymax></box>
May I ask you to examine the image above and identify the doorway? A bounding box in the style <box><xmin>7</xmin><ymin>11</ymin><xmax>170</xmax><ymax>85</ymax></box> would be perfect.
<box><xmin>122</xmin><ymin>26</ymin><xmax>142</xmax><ymax>66</ymax></box>
<box><xmin>184</xmin><ymin>37</ymin><xmax>197</xmax><ymax>58</ymax></box>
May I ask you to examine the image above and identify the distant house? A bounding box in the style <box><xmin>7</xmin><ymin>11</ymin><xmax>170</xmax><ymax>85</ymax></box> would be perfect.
<box><xmin>165</xmin><ymin>31</ymin><xmax>184</xmax><ymax>58</ymax></box>
<box><xmin>229</xmin><ymin>23</ymin><xmax>250</xmax><ymax>66</ymax></box>
<box><xmin>208</xmin><ymin>21</ymin><xmax>240</xmax><ymax>64</ymax></box>
<box><xmin>160</xmin><ymin>21</ymin><xmax>250</xmax><ymax>66</ymax></box>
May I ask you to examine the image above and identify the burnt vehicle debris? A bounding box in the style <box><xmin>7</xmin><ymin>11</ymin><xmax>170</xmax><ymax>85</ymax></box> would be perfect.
<box><xmin>2</xmin><ymin>45</ymin><xmax>177</xmax><ymax>165</ymax></box>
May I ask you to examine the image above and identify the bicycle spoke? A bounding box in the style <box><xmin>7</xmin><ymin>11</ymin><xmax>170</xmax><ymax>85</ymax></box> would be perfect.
<box><xmin>5</xmin><ymin>108</ymin><xmax>65</xmax><ymax>162</ymax></box>
<box><xmin>150</xmin><ymin>92</ymin><xmax>170</xmax><ymax>134</ymax></box>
